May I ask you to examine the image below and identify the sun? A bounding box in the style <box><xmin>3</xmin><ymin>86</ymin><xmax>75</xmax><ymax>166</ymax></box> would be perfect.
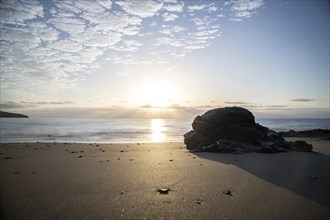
<box><xmin>136</xmin><ymin>79</ymin><xmax>178</xmax><ymax>107</ymax></box>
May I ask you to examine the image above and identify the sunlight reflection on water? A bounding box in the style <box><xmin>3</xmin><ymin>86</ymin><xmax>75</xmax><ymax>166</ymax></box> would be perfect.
<box><xmin>151</xmin><ymin>119</ymin><xmax>166</xmax><ymax>142</ymax></box>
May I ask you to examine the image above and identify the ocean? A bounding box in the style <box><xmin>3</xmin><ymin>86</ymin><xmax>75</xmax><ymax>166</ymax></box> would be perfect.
<box><xmin>0</xmin><ymin>118</ymin><xmax>329</xmax><ymax>143</ymax></box>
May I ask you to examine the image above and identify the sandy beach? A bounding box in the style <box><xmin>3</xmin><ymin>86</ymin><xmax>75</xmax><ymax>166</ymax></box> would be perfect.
<box><xmin>1</xmin><ymin>138</ymin><xmax>329</xmax><ymax>220</ymax></box>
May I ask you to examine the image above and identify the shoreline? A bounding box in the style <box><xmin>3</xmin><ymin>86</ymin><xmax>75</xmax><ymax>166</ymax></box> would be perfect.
<box><xmin>0</xmin><ymin>136</ymin><xmax>328</xmax><ymax>143</ymax></box>
<box><xmin>1</xmin><ymin>139</ymin><xmax>329</xmax><ymax>219</ymax></box>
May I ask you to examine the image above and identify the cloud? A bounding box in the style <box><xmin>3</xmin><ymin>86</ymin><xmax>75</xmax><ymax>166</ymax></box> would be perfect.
<box><xmin>290</xmin><ymin>99</ymin><xmax>315</xmax><ymax>102</ymax></box>
<box><xmin>266</xmin><ymin>105</ymin><xmax>287</xmax><ymax>108</ymax></box>
<box><xmin>164</xmin><ymin>0</ymin><xmax>177</xmax><ymax>3</ymax></box>
<box><xmin>0</xmin><ymin>99</ymin><xmax>213</xmax><ymax>119</ymax></box>
<box><xmin>228</xmin><ymin>0</ymin><xmax>264</xmax><ymax>21</ymax></box>
<box><xmin>0</xmin><ymin>101</ymin><xmax>28</xmax><ymax>109</ymax></box>
<box><xmin>0</xmin><ymin>101</ymin><xmax>75</xmax><ymax>110</ymax></box>
<box><xmin>159</xmin><ymin>25</ymin><xmax>186</xmax><ymax>35</ymax></box>
<box><xmin>0</xmin><ymin>0</ymin><xmax>44</xmax><ymax>24</ymax></box>
<box><xmin>49</xmin><ymin>39</ymin><xmax>83</xmax><ymax>53</ymax></box>
<box><xmin>223</xmin><ymin>102</ymin><xmax>264</xmax><ymax>109</ymax></box>
<box><xmin>70</xmin><ymin>0</ymin><xmax>106</xmax><ymax>13</ymax></box>
<box><xmin>187</xmin><ymin>3</ymin><xmax>217</xmax><ymax>13</ymax></box>
<box><xmin>20</xmin><ymin>101</ymin><xmax>75</xmax><ymax>105</ymax></box>
<box><xmin>97</xmin><ymin>0</ymin><xmax>113</xmax><ymax>9</ymax></box>
<box><xmin>0</xmin><ymin>0</ymin><xmax>144</xmax><ymax>97</ymax></box>
<box><xmin>191</xmin><ymin>17</ymin><xmax>218</xmax><ymax>29</ymax></box>
<box><xmin>4</xmin><ymin>100</ymin><xmax>328</xmax><ymax>118</ymax></box>
<box><xmin>231</xmin><ymin>0</ymin><xmax>264</xmax><ymax>11</ymax></box>
<box><xmin>1</xmin><ymin>0</ymin><xmax>265</xmax><ymax>100</ymax></box>
<box><xmin>163</xmin><ymin>2</ymin><xmax>184</xmax><ymax>12</ymax></box>
<box><xmin>187</xmin><ymin>4</ymin><xmax>207</xmax><ymax>13</ymax></box>
<box><xmin>162</xmin><ymin>12</ymin><xmax>178</xmax><ymax>22</ymax></box>
<box><xmin>115</xmin><ymin>0</ymin><xmax>164</xmax><ymax>18</ymax></box>
<box><xmin>8</xmin><ymin>105</ymin><xmax>202</xmax><ymax>119</ymax></box>
<box><xmin>49</xmin><ymin>17</ymin><xmax>86</xmax><ymax>36</ymax></box>
<box><xmin>27</xmin><ymin>21</ymin><xmax>59</xmax><ymax>42</ymax></box>
<box><xmin>224</xmin><ymin>101</ymin><xmax>247</xmax><ymax>105</ymax></box>
<box><xmin>155</xmin><ymin>11</ymin><xmax>221</xmax><ymax>58</ymax></box>
<box><xmin>207</xmin><ymin>5</ymin><xmax>218</xmax><ymax>13</ymax></box>
<box><xmin>110</xmin><ymin>39</ymin><xmax>143</xmax><ymax>52</ymax></box>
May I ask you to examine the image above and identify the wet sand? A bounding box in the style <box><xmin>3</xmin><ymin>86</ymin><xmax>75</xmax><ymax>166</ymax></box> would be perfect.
<box><xmin>1</xmin><ymin>139</ymin><xmax>329</xmax><ymax>219</ymax></box>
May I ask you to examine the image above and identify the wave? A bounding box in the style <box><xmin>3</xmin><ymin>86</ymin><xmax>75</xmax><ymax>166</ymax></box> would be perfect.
<box><xmin>1</xmin><ymin>118</ymin><xmax>328</xmax><ymax>143</ymax></box>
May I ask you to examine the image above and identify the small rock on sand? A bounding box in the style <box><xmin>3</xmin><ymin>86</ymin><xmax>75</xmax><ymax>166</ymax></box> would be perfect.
<box><xmin>157</xmin><ymin>188</ymin><xmax>171</xmax><ymax>194</ymax></box>
<box><xmin>195</xmin><ymin>199</ymin><xmax>202</xmax><ymax>205</ymax></box>
<box><xmin>223</xmin><ymin>190</ymin><xmax>233</xmax><ymax>196</ymax></box>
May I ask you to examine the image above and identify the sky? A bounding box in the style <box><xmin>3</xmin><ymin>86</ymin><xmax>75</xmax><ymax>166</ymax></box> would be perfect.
<box><xmin>0</xmin><ymin>0</ymin><xmax>329</xmax><ymax>119</ymax></box>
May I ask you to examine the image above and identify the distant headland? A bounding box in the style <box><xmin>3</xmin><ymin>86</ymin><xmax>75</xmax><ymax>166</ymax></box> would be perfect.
<box><xmin>0</xmin><ymin>111</ymin><xmax>29</xmax><ymax>118</ymax></box>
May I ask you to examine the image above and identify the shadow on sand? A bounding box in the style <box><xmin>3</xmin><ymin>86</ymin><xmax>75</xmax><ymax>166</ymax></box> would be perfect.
<box><xmin>193</xmin><ymin>150</ymin><xmax>330</xmax><ymax>207</ymax></box>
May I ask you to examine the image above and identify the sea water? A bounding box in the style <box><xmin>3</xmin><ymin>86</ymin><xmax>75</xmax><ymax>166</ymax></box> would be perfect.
<box><xmin>0</xmin><ymin>118</ymin><xmax>329</xmax><ymax>143</ymax></box>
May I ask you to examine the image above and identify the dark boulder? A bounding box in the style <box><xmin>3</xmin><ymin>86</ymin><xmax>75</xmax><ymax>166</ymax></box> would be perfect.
<box><xmin>279</xmin><ymin>129</ymin><xmax>330</xmax><ymax>139</ymax></box>
<box><xmin>288</xmin><ymin>140</ymin><xmax>313</xmax><ymax>152</ymax></box>
<box><xmin>195</xmin><ymin>106</ymin><xmax>255</xmax><ymax>126</ymax></box>
<box><xmin>184</xmin><ymin>107</ymin><xmax>313</xmax><ymax>153</ymax></box>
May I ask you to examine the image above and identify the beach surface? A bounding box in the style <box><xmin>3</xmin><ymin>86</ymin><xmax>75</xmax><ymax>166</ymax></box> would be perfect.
<box><xmin>1</xmin><ymin>138</ymin><xmax>329</xmax><ymax>220</ymax></box>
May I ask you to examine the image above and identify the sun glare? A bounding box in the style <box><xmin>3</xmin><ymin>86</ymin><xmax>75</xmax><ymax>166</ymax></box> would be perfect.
<box><xmin>151</xmin><ymin>119</ymin><xmax>166</xmax><ymax>142</ymax></box>
<box><xmin>136</xmin><ymin>79</ymin><xmax>178</xmax><ymax>107</ymax></box>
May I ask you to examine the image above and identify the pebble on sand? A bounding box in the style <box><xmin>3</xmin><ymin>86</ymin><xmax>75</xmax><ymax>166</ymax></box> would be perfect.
<box><xmin>223</xmin><ymin>190</ymin><xmax>233</xmax><ymax>196</ymax></box>
<box><xmin>157</xmin><ymin>188</ymin><xmax>171</xmax><ymax>194</ymax></box>
<box><xmin>195</xmin><ymin>199</ymin><xmax>202</xmax><ymax>205</ymax></box>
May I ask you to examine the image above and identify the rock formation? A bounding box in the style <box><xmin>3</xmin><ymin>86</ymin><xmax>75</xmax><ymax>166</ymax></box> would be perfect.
<box><xmin>184</xmin><ymin>107</ymin><xmax>312</xmax><ymax>153</ymax></box>
<box><xmin>279</xmin><ymin>129</ymin><xmax>330</xmax><ymax>139</ymax></box>
<box><xmin>0</xmin><ymin>111</ymin><xmax>29</xmax><ymax>118</ymax></box>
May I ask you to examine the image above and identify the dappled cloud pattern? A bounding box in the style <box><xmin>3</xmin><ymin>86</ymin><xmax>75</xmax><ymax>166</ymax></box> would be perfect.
<box><xmin>0</xmin><ymin>0</ymin><xmax>264</xmax><ymax>95</ymax></box>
